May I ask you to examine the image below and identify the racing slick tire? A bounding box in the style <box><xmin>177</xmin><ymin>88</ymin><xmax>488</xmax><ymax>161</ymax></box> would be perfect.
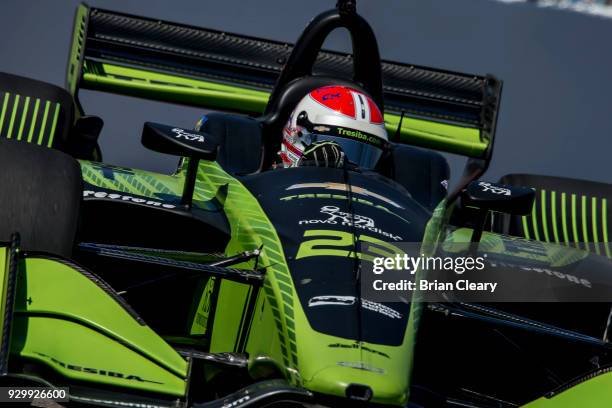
<box><xmin>0</xmin><ymin>138</ymin><xmax>82</xmax><ymax>257</ymax></box>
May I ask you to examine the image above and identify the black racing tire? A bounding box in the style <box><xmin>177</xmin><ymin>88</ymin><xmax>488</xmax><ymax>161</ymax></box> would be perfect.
<box><xmin>0</xmin><ymin>139</ymin><xmax>82</xmax><ymax>257</ymax></box>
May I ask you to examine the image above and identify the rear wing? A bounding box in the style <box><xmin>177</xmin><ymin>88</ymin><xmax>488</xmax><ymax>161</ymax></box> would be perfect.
<box><xmin>67</xmin><ymin>4</ymin><xmax>502</xmax><ymax>159</ymax></box>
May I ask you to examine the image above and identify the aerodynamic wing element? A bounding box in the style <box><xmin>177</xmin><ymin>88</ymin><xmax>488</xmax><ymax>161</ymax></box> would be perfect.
<box><xmin>67</xmin><ymin>3</ymin><xmax>501</xmax><ymax>159</ymax></box>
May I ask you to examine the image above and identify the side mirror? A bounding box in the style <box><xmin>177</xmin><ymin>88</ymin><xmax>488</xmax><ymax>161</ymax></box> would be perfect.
<box><xmin>142</xmin><ymin>122</ymin><xmax>218</xmax><ymax>160</ymax></box>
<box><xmin>141</xmin><ymin>122</ymin><xmax>219</xmax><ymax>210</ymax></box>
<box><xmin>462</xmin><ymin>181</ymin><xmax>535</xmax><ymax>215</ymax></box>
<box><xmin>461</xmin><ymin>181</ymin><xmax>535</xmax><ymax>247</ymax></box>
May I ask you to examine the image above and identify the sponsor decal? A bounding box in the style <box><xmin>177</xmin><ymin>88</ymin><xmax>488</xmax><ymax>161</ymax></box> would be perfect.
<box><xmin>286</xmin><ymin>182</ymin><xmax>404</xmax><ymax>209</ymax></box>
<box><xmin>172</xmin><ymin>127</ymin><xmax>205</xmax><ymax>143</ymax></box>
<box><xmin>280</xmin><ymin>193</ymin><xmax>411</xmax><ymax>224</ymax></box>
<box><xmin>299</xmin><ymin>206</ymin><xmax>403</xmax><ymax>241</ymax></box>
<box><xmin>322</xmin><ymin>92</ymin><xmax>341</xmax><ymax>101</ymax></box>
<box><xmin>488</xmin><ymin>260</ymin><xmax>592</xmax><ymax>288</ymax></box>
<box><xmin>337</xmin><ymin>361</ymin><xmax>384</xmax><ymax>374</ymax></box>
<box><xmin>83</xmin><ymin>190</ymin><xmax>176</xmax><ymax>209</ymax></box>
<box><xmin>191</xmin><ymin>277</ymin><xmax>217</xmax><ymax>336</ymax></box>
<box><xmin>34</xmin><ymin>352</ymin><xmax>162</xmax><ymax>384</ymax></box>
<box><xmin>361</xmin><ymin>299</ymin><xmax>403</xmax><ymax>319</ymax></box>
<box><xmin>221</xmin><ymin>396</ymin><xmax>251</xmax><ymax>408</ymax></box>
<box><xmin>313</xmin><ymin>125</ymin><xmax>331</xmax><ymax>132</ymax></box>
<box><xmin>479</xmin><ymin>181</ymin><xmax>511</xmax><ymax>196</ymax></box>
<box><xmin>337</xmin><ymin>127</ymin><xmax>383</xmax><ymax>146</ymax></box>
<box><xmin>283</xmin><ymin>126</ymin><xmax>299</xmax><ymax>143</ymax></box>
<box><xmin>308</xmin><ymin>295</ymin><xmax>355</xmax><ymax>307</ymax></box>
<box><xmin>328</xmin><ymin>342</ymin><xmax>390</xmax><ymax>358</ymax></box>
<box><xmin>441</xmin><ymin>179</ymin><xmax>449</xmax><ymax>190</ymax></box>
<box><xmin>308</xmin><ymin>295</ymin><xmax>402</xmax><ymax>319</ymax></box>
<box><xmin>320</xmin><ymin>205</ymin><xmax>374</xmax><ymax>227</ymax></box>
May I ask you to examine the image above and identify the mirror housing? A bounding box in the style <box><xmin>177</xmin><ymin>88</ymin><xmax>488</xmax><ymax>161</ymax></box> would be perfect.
<box><xmin>141</xmin><ymin>122</ymin><xmax>219</xmax><ymax>210</ymax></box>
<box><xmin>462</xmin><ymin>181</ymin><xmax>535</xmax><ymax>215</ymax></box>
<box><xmin>461</xmin><ymin>181</ymin><xmax>535</xmax><ymax>248</ymax></box>
<box><xmin>142</xmin><ymin>122</ymin><xmax>218</xmax><ymax>161</ymax></box>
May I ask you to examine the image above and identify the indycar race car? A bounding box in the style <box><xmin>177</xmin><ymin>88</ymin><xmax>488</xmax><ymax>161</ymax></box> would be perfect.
<box><xmin>1</xmin><ymin>1</ymin><xmax>612</xmax><ymax>407</ymax></box>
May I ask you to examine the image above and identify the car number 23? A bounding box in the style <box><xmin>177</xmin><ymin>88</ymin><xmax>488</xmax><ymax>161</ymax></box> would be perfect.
<box><xmin>295</xmin><ymin>229</ymin><xmax>404</xmax><ymax>261</ymax></box>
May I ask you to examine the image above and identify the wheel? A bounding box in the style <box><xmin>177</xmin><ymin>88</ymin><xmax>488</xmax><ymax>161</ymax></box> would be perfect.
<box><xmin>0</xmin><ymin>139</ymin><xmax>82</xmax><ymax>257</ymax></box>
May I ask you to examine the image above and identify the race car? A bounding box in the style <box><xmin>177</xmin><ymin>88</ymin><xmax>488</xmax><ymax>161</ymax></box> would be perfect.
<box><xmin>1</xmin><ymin>1</ymin><xmax>611</xmax><ymax>406</ymax></box>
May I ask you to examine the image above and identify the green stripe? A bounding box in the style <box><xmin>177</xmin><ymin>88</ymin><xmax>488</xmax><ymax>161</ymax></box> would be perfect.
<box><xmin>27</xmin><ymin>99</ymin><xmax>40</xmax><ymax>143</ymax></box>
<box><xmin>551</xmin><ymin>190</ymin><xmax>560</xmax><ymax>243</ymax></box>
<box><xmin>6</xmin><ymin>94</ymin><xmax>20</xmax><ymax>139</ymax></box>
<box><xmin>47</xmin><ymin>103</ymin><xmax>60</xmax><ymax>147</ymax></box>
<box><xmin>603</xmin><ymin>198</ymin><xmax>611</xmax><ymax>259</ymax></box>
<box><xmin>522</xmin><ymin>216</ymin><xmax>531</xmax><ymax>240</ymax></box>
<box><xmin>571</xmin><ymin>193</ymin><xmax>579</xmax><ymax>247</ymax></box>
<box><xmin>561</xmin><ymin>192</ymin><xmax>570</xmax><ymax>245</ymax></box>
<box><xmin>0</xmin><ymin>92</ymin><xmax>9</xmax><ymax>133</ymax></box>
<box><xmin>531</xmin><ymin>195</ymin><xmax>541</xmax><ymax>242</ymax></box>
<box><xmin>540</xmin><ymin>189</ymin><xmax>550</xmax><ymax>242</ymax></box>
<box><xmin>581</xmin><ymin>195</ymin><xmax>589</xmax><ymax>247</ymax></box>
<box><xmin>592</xmin><ymin>197</ymin><xmax>601</xmax><ymax>256</ymax></box>
<box><xmin>16</xmin><ymin>96</ymin><xmax>30</xmax><ymax>141</ymax></box>
<box><xmin>37</xmin><ymin>101</ymin><xmax>50</xmax><ymax>145</ymax></box>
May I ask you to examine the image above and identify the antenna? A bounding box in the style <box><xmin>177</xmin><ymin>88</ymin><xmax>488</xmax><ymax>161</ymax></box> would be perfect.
<box><xmin>336</xmin><ymin>0</ymin><xmax>357</xmax><ymax>14</ymax></box>
<box><xmin>393</xmin><ymin>111</ymin><xmax>405</xmax><ymax>143</ymax></box>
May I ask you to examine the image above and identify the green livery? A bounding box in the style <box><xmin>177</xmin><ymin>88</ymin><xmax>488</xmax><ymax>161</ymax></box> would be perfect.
<box><xmin>0</xmin><ymin>1</ymin><xmax>611</xmax><ymax>407</ymax></box>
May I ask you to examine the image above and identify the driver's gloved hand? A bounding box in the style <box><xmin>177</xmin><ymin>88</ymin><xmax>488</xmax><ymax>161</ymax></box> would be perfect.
<box><xmin>298</xmin><ymin>141</ymin><xmax>345</xmax><ymax>168</ymax></box>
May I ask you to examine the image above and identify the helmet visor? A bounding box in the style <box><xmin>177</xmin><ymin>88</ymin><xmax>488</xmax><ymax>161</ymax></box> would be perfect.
<box><xmin>303</xmin><ymin>133</ymin><xmax>384</xmax><ymax>169</ymax></box>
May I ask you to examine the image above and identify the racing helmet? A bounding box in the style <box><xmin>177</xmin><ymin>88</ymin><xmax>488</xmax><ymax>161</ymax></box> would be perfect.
<box><xmin>280</xmin><ymin>85</ymin><xmax>388</xmax><ymax>169</ymax></box>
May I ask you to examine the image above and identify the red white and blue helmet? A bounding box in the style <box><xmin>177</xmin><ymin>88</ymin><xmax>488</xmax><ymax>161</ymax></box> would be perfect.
<box><xmin>280</xmin><ymin>85</ymin><xmax>388</xmax><ymax>168</ymax></box>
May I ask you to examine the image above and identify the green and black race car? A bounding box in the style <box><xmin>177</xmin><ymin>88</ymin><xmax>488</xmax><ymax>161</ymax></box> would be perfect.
<box><xmin>1</xmin><ymin>1</ymin><xmax>612</xmax><ymax>407</ymax></box>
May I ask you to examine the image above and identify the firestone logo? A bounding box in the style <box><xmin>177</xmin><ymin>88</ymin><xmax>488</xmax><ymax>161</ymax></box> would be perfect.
<box><xmin>83</xmin><ymin>190</ymin><xmax>176</xmax><ymax>209</ymax></box>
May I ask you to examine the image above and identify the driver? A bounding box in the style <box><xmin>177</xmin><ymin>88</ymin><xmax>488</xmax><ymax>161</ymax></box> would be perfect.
<box><xmin>278</xmin><ymin>85</ymin><xmax>388</xmax><ymax>169</ymax></box>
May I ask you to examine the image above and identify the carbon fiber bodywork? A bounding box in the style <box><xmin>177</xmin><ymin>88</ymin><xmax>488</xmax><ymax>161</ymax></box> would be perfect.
<box><xmin>83</xmin><ymin>7</ymin><xmax>489</xmax><ymax>125</ymax></box>
<box><xmin>1</xmin><ymin>1</ymin><xmax>611</xmax><ymax>407</ymax></box>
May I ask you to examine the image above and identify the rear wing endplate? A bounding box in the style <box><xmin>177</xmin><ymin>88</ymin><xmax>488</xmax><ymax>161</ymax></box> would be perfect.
<box><xmin>67</xmin><ymin>4</ymin><xmax>502</xmax><ymax>159</ymax></box>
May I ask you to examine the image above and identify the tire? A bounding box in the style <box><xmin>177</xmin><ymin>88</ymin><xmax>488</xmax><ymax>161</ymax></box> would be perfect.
<box><xmin>0</xmin><ymin>138</ymin><xmax>82</xmax><ymax>257</ymax></box>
